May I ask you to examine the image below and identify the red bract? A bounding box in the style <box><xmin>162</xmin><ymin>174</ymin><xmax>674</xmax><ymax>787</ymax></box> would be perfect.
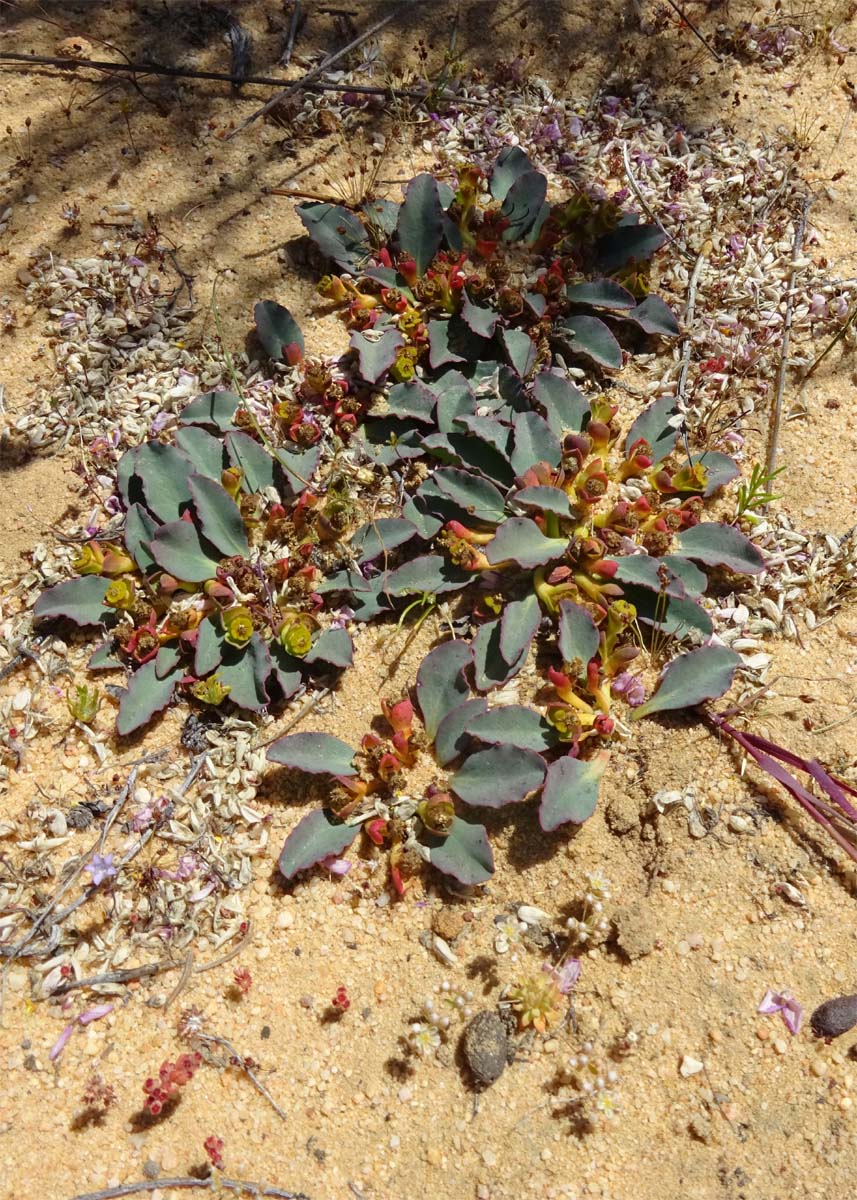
<box><xmin>142</xmin><ymin>1051</ymin><xmax>202</xmax><ymax>1115</ymax></box>
<box><xmin>332</xmin><ymin>985</ymin><xmax>350</xmax><ymax>1012</ymax></box>
<box><xmin>381</xmin><ymin>695</ymin><xmax>414</xmax><ymax>737</ymax></box>
<box><xmin>204</xmin><ymin>1135</ymin><xmax>225</xmax><ymax>1170</ymax></box>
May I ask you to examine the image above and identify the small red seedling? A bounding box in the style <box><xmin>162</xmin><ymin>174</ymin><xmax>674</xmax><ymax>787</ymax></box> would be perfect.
<box><xmin>204</xmin><ymin>1135</ymin><xmax>225</xmax><ymax>1170</ymax></box>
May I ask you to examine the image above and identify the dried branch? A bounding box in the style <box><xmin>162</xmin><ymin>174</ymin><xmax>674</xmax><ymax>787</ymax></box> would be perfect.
<box><xmin>196</xmin><ymin>1030</ymin><xmax>288</xmax><ymax>1122</ymax></box>
<box><xmin>66</xmin><ymin>1178</ymin><xmax>309</xmax><ymax>1200</ymax></box>
<box><xmin>766</xmin><ymin>197</ymin><xmax>811</xmax><ymax>478</ymax></box>
<box><xmin>662</xmin><ymin>0</ymin><xmax>723</xmax><ymax>62</ymax></box>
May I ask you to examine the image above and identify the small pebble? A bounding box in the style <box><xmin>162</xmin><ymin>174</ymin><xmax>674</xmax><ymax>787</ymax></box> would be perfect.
<box><xmin>811</xmin><ymin>994</ymin><xmax>857</xmax><ymax>1039</ymax></box>
<box><xmin>680</xmin><ymin>1055</ymin><xmax>704</xmax><ymax>1077</ymax></box>
<box><xmin>463</xmin><ymin>1012</ymin><xmax>508</xmax><ymax>1086</ymax></box>
<box><xmin>773</xmin><ymin>1038</ymin><xmax>788</xmax><ymax>1055</ymax></box>
<box><xmin>810</xmin><ymin>1058</ymin><xmax>828</xmax><ymax>1078</ymax></box>
<box><xmin>277</xmin><ymin>911</ymin><xmax>294</xmax><ymax>930</ymax></box>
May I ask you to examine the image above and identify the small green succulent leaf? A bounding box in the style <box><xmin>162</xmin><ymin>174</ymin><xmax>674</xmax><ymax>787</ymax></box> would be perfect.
<box><xmin>297</xmin><ymin>201</ymin><xmax>370</xmax><ymax>272</ymax></box>
<box><xmin>416</xmin><ymin>639</ymin><xmax>473</xmax><ymax>741</ymax></box>
<box><xmin>451</xmin><ymin>745</ymin><xmax>546</xmax><ymax>807</ymax></box>
<box><xmin>217</xmin><ymin>635</ymin><xmax>271</xmax><ymax>710</ymax></box>
<box><xmin>175</xmin><ymin>426</ymin><xmax>228</xmax><ymax>480</ymax></box>
<box><xmin>34</xmin><ymin>576</ymin><xmax>112</xmax><ymax>627</ymax></box>
<box><xmin>566</xmin><ymin>279</ymin><xmax>636</xmax><ymax>309</ymax></box>
<box><xmin>472</xmin><ymin>618</ymin><xmax>529</xmax><ymax>690</ymax></box>
<box><xmin>660</xmin><ymin>555</ymin><xmax>707</xmax><ymax>596</ymax></box>
<box><xmin>303</xmin><ymin>628</ymin><xmax>354</xmax><ymax>670</ymax></box>
<box><xmin>490</xmin><ymin>145</ymin><xmax>536</xmax><ymax>201</ymax></box>
<box><xmin>624</xmin><ymin>394</ymin><xmax>681</xmax><ymax>462</ymax></box>
<box><xmin>225</xmin><ymin>431</ymin><xmax>276</xmax><ymax>493</ymax></box>
<box><xmin>685</xmin><ymin>452</ymin><xmax>740</xmax><ymax>497</ymax></box>
<box><xmin>117</xmin><ymin>446</ymin><xmax>143</xmax><ymax>509</ymax></box>
<box><xmin>499</xmin><ymin>593</ymin><xmax>541</xmax><ymax>666</ymax></box>
<box><xmin>194</xmin><ymin>617</ymin><xmax>223</xmax><ymax>677</ymax></box>
<box><xmin>135</xmin><ymin>443</ymin><xmax>195</xmax><ymax>524</ymax></box>
<box><xmin>502</xmin><ymin>328</ymin><xmax>538</xmax><ymax>378</ymax></box>
<box><xmin>254</xmin><ymin>300</ymin><xmax>305</xmax><ymax>363</ymax></box>
<box><xmin>426</xmin><ymin>817</ymin><xmax>494</xmax><ymax>885</ymax></box>
<box><xmin>267</xmin><ymin>731</ymin><xmax>358</xmax><ymax>777</ymax></box>
<box><xmin>432</xmin><ymin>371</ymin><xmax>477</xmax><ymax>431</ymax></box>
<box><xmin>501</xmin><ymin>169</ymin><xmax>548</xmax><ymax>242</ymax></box>
<box><xmin>486</xmin><ymin>518</ymin><xmax>568</xmax><ymax>570</ymax></box>
<box><xmin>539</xmin><ymin>751</ymin><xmax>607</xmax><ymax>832</ymax></box>
<box><xmin>631</xmin><ymin>645</ymin><xmax>742</xmax><ymax>721</ymax></box>
<box><xmin>188</xmin><ymin>474</ymin><xmax>249</xmax><ymax>558</ymax></box>
<box><xmin>511</xmin><ymin>486</ymin><xmax>573</xmax><ymax>518</ymax></box>
<box><xmin>385</xmin><ymin>380</ymin><xmax>437</xmax><ymax>424</ymax></box>
<box><xmin>605</xmin><ymin>556</ymin><xmax>686</xmax><ymax>597</ymax></box>
<box><xmin>621</xmin><ymin>585</ymin><xmax>713</xmax><ymax>637</ymax></box>
<box><xmin>154</xmin><ymin>644</ymin><xmax>181</xmax><ymax>681</ymax></box>
<box><xmin>555</xmin><ymin>315</ymin><xmax>622</xmax><ymax>370</ymax></box>
<box><xmin>434</xmin><ymin>467</ymin><xmax>506</xmax><ymax>523</ymax></box>
<box><xmin>278</xmin><ymin>809</ymin><xmax>360</xmax><ymax>881</ymax></box>
<box><xmin>350</xmin><ymin>517</ymin><xmax>419</xmax><ymax>563</ymax></box>
<box><xmin>397</xmin><ymin>173</ymin><xmax>444</xmax><ymax>277</ymax></box>
<box><xmin>149</xmin><ymin>520</ymin><xmax>222</xmax><ymax>583</ymax></box>
<box><xmin>124</xmin><ymin>503</ymin><xmax>158</xmax><ymax>572</ymax></box>
<box><xmin>434</xmin><ymin>698</ymin><xmax>488</xmax><ymax>766</ymax></box>
<box><xmin>116</xmin><ymin>658</ymin><xmax>181</xmax><ymax>736</ymax></box>
<box><xmin>467</xmin><ymin>705</ymin><xmax>558</xmax><ymax>752</ymax></box>
<box><xmin>179</xmin><ymin>390</ymin><xmax>241</xmax><ymax>431</ymax></box>
<box><xmin>674</xmin><ymin>523</ymin><xmax>765</xmax><ymax>574</ymax></box>
<box><xmin>361</xmin><ymin>198</ymin><xmax>400</xmax><ymax>236</ymax></box>
<box><xmin>461</xmin><ymin>289</ymin><xmax>498</xmax><ymax>339</ymax></box>
<box><xmin>87</xmin><ymin>641</ymin><xmax>122</xmax><ymax>671</ymax></box>
<box><xmin>423</xmin><ymin>432</ymin><xmax>515</xmax><ymax>489</ymax></box>
<box><xmin>595</xmin><ymin>222</ymin><xmax>666</xmax><ymax>273</ymax></box>
<box><xmin>269</xmin><ymin>642</ymin><xmax>304</xmax><ymax>701</ymax></box>
<box><xmin>274</xmin><ymin>444</ymin><xmax>320</xmax><ymax>494</ymax></box>
<box><xmin>384</xmin><ymin>555</ymin><xmax>471</xmax><ymax>597</ymax></box>
<box><xmin>557</xmin><ymin>601</ymin><xmax>600</xmax><ymax>675</ymax></box>
<box><xmin>623</xmin><ymin>294</ymin><xmax>680</xmax><ymax>337</ymax></box>
<box><xmin>511</xmin><ymin>411</ymin><xmax>562</xmax><ymax>475</ymax></box>
<box><xmin>533</xmin><ymin>369</ymin><xmax>590</xmax><ymax>438</ymax></box>
<box><xmin>453</xmin><ymin>415</ymin><xmax>513</xmax><ymax>460</ymax></box>
<box><xmin>350</xmin><ymin>327</ymin><xmax>404</xmax><ymax>384</ymax></box>
<box><xmin>427</xmin><ymin>318</ymin><xmax>488</xmax><ymax>370</ymax></box>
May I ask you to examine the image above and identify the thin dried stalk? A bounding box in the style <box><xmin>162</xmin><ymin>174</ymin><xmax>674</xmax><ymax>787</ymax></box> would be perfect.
<box><xmin>66</xmin><ymin>1177</ymin><xmax>309</xmax><ymax>1200</ymax></box>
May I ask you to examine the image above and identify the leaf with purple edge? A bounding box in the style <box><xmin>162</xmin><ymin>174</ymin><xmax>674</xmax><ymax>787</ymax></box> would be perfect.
<box><xmin>623</xmin><ymin>394</ymin><xmax>681</xmax><ymax>462</ymax></box>
<box><xmin>502</xmin><ymin>328</ymin><xmax>538</xmax><ymax>378</ymax></box>
<box><xmin>149</xmin><ymin>519</ymin><xmax>222</xmax><ymax>583</ymax></box>
<box><xmin>674</xmin><ymin>522</ymin><xmax>765</xmax><ymax>575</ymax></box>
<box><xmin>566</xmin><ymin>279</ymin><xmax>636</xmax><ymax>309</ymax></box>
<box><xmin>450</xmin><ymin>745</ymin><xmax>546</xmax><ymax>807</ymax></box>
<box><xmin>216</xmin><ymin>634</ymin><xmax>271</xmax><ymax>711</ymax></box>
<box><xmin>416</xmin><ymin>640</ymin><xmax>473</xmax><ymax>741</ymax></box>
<box><xmin>512</xmin><ymin>486</ymin><xmax>573</xmax><ymax>518</ymax></box>
<box><xmin>397</xmin><ymin>173</ymin><xmax>444</xmax><ymax>277</ymax></box>
<box><xmin>501</xmin><ymin>169</ymin><xmax>548</xmax><ymax>242</ymax></box>
<box><xmin>174</xmin><ymin>426</ymin><xmax>227</xmax><ymax>482</ymax></box>
<box><xmin>269</xmin><ymin>642</ymin><xmax>303</xmax><ymax>701</ymax></box>
<box><xmin>297</xmin><ymin>201</ymin><xmax>370</xmax><ymax>272</ymax></box>
<box><xmin>427</xmin><ymin>318</ymin><xmax>488</xmax><ymax>370</ymax></box>
<box><xmin>350</xmin><ymin>517</ymin><xmax>419</xmax><ymax>563</ymax></box>
<box><xmin>554</xmin><ymin>315</ymin><xmax>622</xmax><ymax>370</ymax></box>
<box><xmin>467</xmin><ymin>705</ymin><xmax>558</xmax><ymax>752</ymax></box>
<box><xmin>194</xmin><ymin>616</ymin><xmax>223</xmax><ymax>677</ymax></box>
<box><xmin>605</xmin><ymin>555</ymin><xmax>687</xmax><ymax>597</ymax></box>
<box><xmin>116</xmin><ymin>658</ymin><xmax>181</xmax><ymax>736</ymax></box>
<box><xmin>557</xmin><ymin>600</ymin><xmax>600</xmax><ymax>676</ymax></box>
<box><xmin>622</xmin><ymin>293</ymin><xmax>680</xmax><ymax>337</ymax></box>
<box><xmin>595</xmin><ymin>222</ymin><xmax>667</xmax><ymax>272</ymax></box>
<box><xmin>511</xmin><ymin>410</ymin><xmax>561</xmax><ymax>476</ymax></box>
<box><xmin>685</xmin><ymin>452</ymin><xmax>740</xmax><ymax>497</ymax></box>
<box><xmin>267</xmin><ymin>731</ymin><xmax>358</xmax><ymax>777</ymax></box>
<box><xmin>631</xmin><ymin>645</ymin><xmax>742</xmax><ymax>721</ymax></box>
<box><xmin>385</xmin><ymin>380</ymin><xmax>437</xmax><ymax>424</ymax></box>
<box><xmin>490</xmin><ymin>145</ymin><xmax>536</xmax><ymax>202</ymax></box>
<box><xmin>350</xmin><ymin>328</ymin><xmax>404</xmax><ymax>384</ymax></box>
<box><xmin>188</xmin><ymin>474</ymin><xmax>249</xmax><ymax>558</ymax></box>
<box><xmin>499</xmin><ymin>593</ymin><xmax>541</xmax><ymax>666</ymax></box>
<box><xmin>179</xmin><ymin>390</ymin><xmax>241</xmax><ymax>432</ymax></box>
<box><xmin>384</xmin><ymin>555</ymin><xmax>471</xmax><ymax>597</ymax></box>
<box><xmin>434</xmin><ymin>468</ymin><xmax>506</xmax><ymax>523</ymax></box>
<box><xmin>539</xmin><ymin>751</ymin><xmax>607</xmax><ymax>831</ymax></box>
<box><xmin>472</xmin><ymin>618</ymin><xmax>529</xmax><ymax>690</ymax></box>
<box><xmin>135</xmin><ymin>442</ymin><xmax>195</xmax><ymax>524</ymax></box>
<box><xmin>253</xmin><ymin>300</ymin><xmax>305</xmax><ymax>362</ymax></box>
<box><xmin>461</xmin><ymin>289</ymin><xmax>498</xmax><ymax>339</ymax></box>
<box><xmin>34</xmin><ymin>576</ymin><xmax>112</xmax><ymax>628</ymax></box>
<box><xmin>434</xmin><ymin>698</ymin><xmax>488</xmax><ymax>765</ymax></box>
<box><xmin>303</xmin><ymin>628</ymin><xmax>354</xmax><ymax>670</ymax></box>
<box><xmin>278</xmin><ymin>809</ymin><xmax>360</xmax><ymax>881</ymax></box>
<box><xmin>533</xmin><ymin>370</ymin><xmax>590</xmax><ymax>438</ymax></box>
<box><xmin>87</xmin><ymin>641</ymin><xmax>122</xmax><ymax>671</ymax></box>
<box><xmin>426</xmin><ymin>817</ymin><xmax>494</xmax><ymax>884</ymax></box>
<box><xmin>486</xmin><ymin>517</ymin><xmax>568</xmax><ymax>570</ymax></box>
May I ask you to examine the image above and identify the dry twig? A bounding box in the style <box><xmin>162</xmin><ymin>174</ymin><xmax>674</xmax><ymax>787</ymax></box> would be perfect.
<box><xmin>767</xmin><ymin>197</ymin><xmax>811</xmax><ymax>477</ymax></box>
<box><xmin>67</xmin><ymin>1178</ymin><xmax>309</xmax><ymax>1200</ymax></box>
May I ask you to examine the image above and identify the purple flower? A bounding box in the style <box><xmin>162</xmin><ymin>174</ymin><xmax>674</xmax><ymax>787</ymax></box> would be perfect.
<box><xmin>126</xmin><ymin>255</ymin><xmax>146</xmax><ymax>267</ymax></box>
<box><xmin>86</xmin><ymin>853</ymin><xmax>117</xmax><ymax>886</ymax></box>
<box><xmin>809</xmin><ymin>293</ymin><xmax>826</xmax><ymax>318</ymax></box>
<box><xmin>728</xmin><ymin>234</ymin><xmax>745</xmax><ymax>258</ymax></box>
<box><xmin>149</xmin><ymin>412</ymin><xmax>173</xmax><ymax>434</ymax></box>
<box><xmin>545</xmin><ymin>958</ymin><xmax>581</xmax><ymax>994</ymax></box>
<box><xmin>321</xmin><ymin>856</ymin><xmax>352</xmax><ymax>876</ymax></box>
<box><xmin>758</xmin><ymin>988</ymin><xmax>803</xmax><ymax>1035</ymax></box>
<box><xmin>612</xmin><ymin>672</ymin><xmax>646</xmax><ymax>707</ymax></box>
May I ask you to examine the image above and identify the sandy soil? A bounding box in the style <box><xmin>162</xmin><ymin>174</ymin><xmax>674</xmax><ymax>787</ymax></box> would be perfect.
<box><xmin>3</xmin><ymin>3</ymin><xmax>857</xmax><ymax>1199</ymax></box>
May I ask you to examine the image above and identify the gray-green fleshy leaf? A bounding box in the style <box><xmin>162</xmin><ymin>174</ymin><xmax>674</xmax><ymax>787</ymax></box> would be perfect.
<box><xmin>461</xmin><ymin>289</ymin><xmax>498</xmax><ymax>339</ymax></box>
<box><xmin>499</xmin><ymin>593</ymin><xmax>541</xmax><ymax>666</ymax></box>
<box><xmin>624</xmin><ymin>394</ymin><xmax>681</xmax><ymax>462</ymax></box>
<box><xmin>116</xmin><ymin>658</ymin><xmax>181</xmax><ymax>736</ymax></box>
<box><xmin>278</xmin><ymin>809</ymin><xmax>360</xmax><ymax>881</ymax></box>
<box><xmin>685</xmin><ymin>452</ymin><xmax>740</xmax><ymax>497</ymax></box>
<box><xmin>621</xmin><ymin>585</ymin><xmax>713</xmax><ymax>638</ymax></box>
<box><xmin>225</xmin><ymin>431</ymin><xmax>276</xmax><ymax>493</ymax></box>
<box><xmin>397</xmin><ymin>173</ymin><xmax>444</xmax><ymax>277</ymax></box>
<box><xmin>216</xmin><ymin>635</ymin><xmax>271</xmax><ymax>710</ymax></box>
<box><xmin>606</xmin><ymin>555</ymin><xmax>686</xmax><ymax>596</ymax></box>
<box><xmin>539</xmin><ymin>751</ymin><xmax>607</xmax><ymax>832</ymax></box>
<box><xmin>149</xmin><ymin>520</ymin><xmax>222</xmax><ymax>583</ymax></box>
<box><xmin>361</xmin><ymin>198</ymin><xmax>400</xmax><ymax>236</ymax></box>
<box><xmin>472</xmin><ymin>618</ymin><xmax>528</xmax><ymax>691</ymax></box>
<box><xmin>555</xmin><ymin>315</ymin><xmax>622</xmax><ymax>370</ymax></box>
<box><xmin>154</xmin><ymin>644</ymin><xmax>181</xmax><ymax>681</ymax></box>
<box><xmin>451</xmin><ymin>745</ymin><xmax>546</xmax><ymax>807</ymax></box>
<box><xmin>427</xmin><ymin>817</ymin><xmax>494</xmax><ymax>885</ymax></box>
<box><xmin>415</xmin><ymin>640</ymin><xmax>473</xmax><ymax>741</ymax></box>
<box><xmin>486</xmin><ymin>518</ymin><xmax>568</xmax><ymax>570</ymax></box>
<box><xmin>511</xmin><ymin>486</ymin><xmax>572</xmax><ymax>518</ymax></box>
<box><xmin>490</xmin><ymin>146</ymin><xmax>536</xmax><ymax>201</ymax></box>
<box><xmin>467</xmin><ymin>705</ymin><xmax>557</xmax><ymax>752</ymax></box>
<box><xmin>502</xmin><ymin>328</ymin><xmax>537</xmax><ymax>378</ymax></box>
<box><xmin>427</xmin><ymin>318</ymin><xmax>488</xmax><ymax>370</ymax></box>
<box><xmin>88</xmin><ymin>641</ymin><xmax>122</xmax><ymax>671</ymax></box>
<box><xmin>194</xmin><ymin>617</ymin><xmax>223</xmax><ymax>677</ymax></box>
<box><xmin>267</xmin><ymin>731</ymin><xmax>358</xmax><ymax>777</ymax></box>
<box><xmin>179</xmin><ymin>390</ymin><xmax>241</xmax><ymax>431</ymax></box>
<box><xmin>303</xmin><ymin>628</ymin><xmax>353</xmax><ymax>669</ymax></box>
<box><xmin>124</xmin><ymin>502</ymin><xmax>158</xmax><ymax>572</ymax></box>
<box><xmin>297</xmin><ymin>201</ymin><xmax>370</xmax><ymax>272</ymax></box>
<box><xmin>557</xmin><ymin>600</ymin><xmax>600</xmax><ymax>675</ymax></box>
<box><xmin>661</xmin><ymin>555</ymin><xmax>707</xmax><ymax>596</ymax></box>
<box><xmin>631</xmin><ymin>645</ymin><xmax>742</xmax><ymax>721</ymax></box>
<box><xmin>674</xmin><ymin>523</ymin><xmax>765</xmax><ymax>575</ymax></box>
<box><xmin>533</xmin><ymin>369</ymin><xmax>590</xmax><ymax>438</ymax></box>
<box><xmin>384</xmin><ymin>555</ymin><xmax>471</xmax><ymax>597</ymax></box>
<box><xmin>385</xmin><ymin>380</ymin><xmax>437</xmax><ymax>424</ymax></box>
<box><xmin>595</xmin><ymin>222</ymin><xmax>666</xmax><ymax>272</ymax></box>
<box><xmin>269</xmin><ymin>642</ymin><xmax>304</xmax><ymax>701</ymax></box>
<box><xmin>501</xmin><ymin>169</ymin><xmax>548</xmax><ymax>242</ymax></box>
<box><xmin>566</xmin><ymin>279</ymin><xmax>636</xmax><ymax>309</ymax></box>
<box><xmin>274</xmin><ymin>444</ymin><xmax>319</xmax><ymax>494</ymax></box>
<box><xmin>33</xmin><ymin>576</ymin><xmax>111</xmax><ymax>627</ymax></box>
<box><xmin>188</xmin><ymin>475</ymin><xmax>249</xmax><ymax>558</ymax></box>
<box><xmin>350</xmin><ymin>327</ymin><xmax>404</xmax><ymax>383</ymax></box>
<box><xmin>434</xmin><ymin>467</ymin><xmax>506</xmax><ymax>524</ymax></box>
<box><xmin>350</xmin><ymin>518</ymin><xmax>418</xmax><ymax>563</ymax></box>
<box><xmin>136</xmin><ymin>442</ymin><xmax>194</xmax><ymax>523</ymax></box>
<box><xmin>434</xmin><ymin>698</ymin><xmax>488</xmax><ymax>766</ymax></box>
<box><xmin>623</xmin><ymin>294</ymin><xmax>680</xmax><ymax>337</ymax></box>
<box><xmin>254</xmin><ymin>300</ymin><xmax>304</xmax><ymax>362</ymax></box>
<box><xmin>175</xmin><ymin>426</ymin><xmax>228</xmax><ymax>480</ymax></box>
<box><xmin>511</xmin><ymin>411</ymin><xmax>561</xmax><ymax>475</ymax></box>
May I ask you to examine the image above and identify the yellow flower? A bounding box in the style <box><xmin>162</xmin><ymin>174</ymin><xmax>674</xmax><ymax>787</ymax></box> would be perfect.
<box><xmin>104</xmin><ymin>577</ymin><xmax>136</xmax><ymax>610</ymax></box>
<box><xmin>222</xmin><ymin>605</ymin><xmax>255</xmax><ymax>647</ymax></box>
<box><xmin>278</xmin><ymin>612</ymin><xmax>317</xmax><ymax>658</ymax></box>
<box><xmin>73</xmin><ymin>542</ymin><xmax>105</xmax><ymax>575</ymax></box>
<box><xmin>191</xmin><ymin>675</ymin><xmax>231</xmax><ymax>705</ymax></box>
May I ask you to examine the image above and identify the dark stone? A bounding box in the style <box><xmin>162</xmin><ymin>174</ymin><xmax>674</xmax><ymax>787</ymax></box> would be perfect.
<box><xmin>462</xmin><ymin>1011</ymin><xmax>508</xmax><ymax>1086</ymax></box>
<box><xmin>811</xmin><ymin>994</ymin><xmax>857</xmax><ymax>1039</ymax></box>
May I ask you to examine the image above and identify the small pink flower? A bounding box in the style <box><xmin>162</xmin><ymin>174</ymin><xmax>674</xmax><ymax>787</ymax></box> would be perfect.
<box><xmin>758</xmin><ymin>988</ymin><xmax>802</xmax><ymax>1035</ymax></box>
